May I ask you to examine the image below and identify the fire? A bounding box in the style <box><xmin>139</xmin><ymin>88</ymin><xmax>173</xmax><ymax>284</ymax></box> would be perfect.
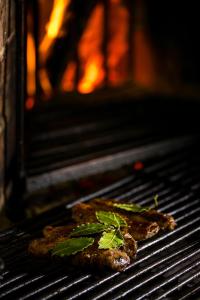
<box><xmin>39</xmin><ymin>69</ymin><xmax>53</xmax><ymax>98</ymax></box>
<box><xmin>78</xmin><ymin>56</ymin><xmax>105</xmax><ymax>94</ymax></box>
<box><xmin>78</xmin><ymin>4</ymin><xmax>105</xmax><ymax>94</ymax></box>
<box><xmin>26</xmin><ymin>32</ymin><xmax>36</xmax><ymax>109</ymax></box>
<box><xmin>61</xmin><ymin>62</ymin><xmax>76</xmax><ymax>92</ymax></box>
<box><xmin>133</xmin><ymin>28</ymin><xmax>156</xmax><ymax>87</ymax></box>
<box><xmin>39</xmin><ymin>0</ymin><xmax>70</xmax><ymax>60</ymax></box>
<box><xmin>108</xmin><ymin>0</ymin><xmax>129</xmax><ymax>86</ymax></box>
<box><xmin>133</xmin><ymin>0</ymin><xmax>156</xmax><ymax>87</ymax></box>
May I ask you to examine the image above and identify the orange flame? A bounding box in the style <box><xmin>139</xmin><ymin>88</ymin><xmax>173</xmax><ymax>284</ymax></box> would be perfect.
<box><xmin>133</xmin><ymin>30</ymin><xmax>156</xmax><ymax>87</ymax></box>
<box><xmin>39</xmin><ymin>0</ymin><xmax>70</xmax><ymax>60</ymax></box>
<box><xmin>26</xmin><ymin>32</ymin><xmax>36</xmax><ymax>109</ymax></box>
<box><xmin>61</xmin><ymin>62</ymin><xmax>76</xmax><ymax>92</ymax></box>
<box><xmin>78</xmin><ymin>4</ymin><xmax>105</xmax><ymax>94</ymax></box>
<box><xmin>108</xmin><ymin>0</ymin><xmax>129</xmax><ymax>86</ymax></box>
<box><xmin>39</xmin><ymin>69</ymin><xmax>53</xmax><ymax>98</ymax></box>
<box><xmin>133</xmin><ymin>0</ymin><xmax>156</xmax><ymax>87</ymax></box>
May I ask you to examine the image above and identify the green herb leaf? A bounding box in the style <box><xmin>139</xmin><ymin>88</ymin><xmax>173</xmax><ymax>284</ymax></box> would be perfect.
<box><xmin>70</xmin><ymin>223</ymin><xmax>108</xmax><ymax>237</ymax></box>
<box><xmin>96</xmin><ymin>211</ymin><xmax>127</xmax><ymax>228</ymax></box>
<box><xmin>52</xmin><ymin>237</ymin><xmax>94</xmax><ymax>257</ymax></box>
<box><xmin>98</xmin><ymin>230</ymin><xmax>124</xmax><ymax>249</ymax></box>
<box><xmin>114</xmin><ymin>203</ymin><xmax>149</xmax><ymax>213</ymax></box>
<box><xmin>154</xmin><ymin>194</ymin><xmax>159</xmax><ymax>208</ymax></box>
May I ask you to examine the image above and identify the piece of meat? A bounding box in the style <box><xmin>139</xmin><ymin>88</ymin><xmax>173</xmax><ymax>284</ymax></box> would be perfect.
<box><xmin>72</xmin><ymin>201</ymin><xmax>160</xmax><ymax>241</ymax></box>
<box><xmin>28</xmin><ymin>225</ymin><xmax>137</xmax><ymax>272</ymax></box>
<box><xmin>91</xmin><ymin>198</ymin><xmax>176</xmax><ymax>231</ymax></box>
<box><xmin>43</xmin><ymin>225</ymin><xmax>74</xmax><ymax>240</ymax></box>
<box><xmin>28</xmin><ymin>236</ymin><xmax>66</xmax><ymax>257</ymax></box>
<box><xmin>72</xmin><ymin>202</ymin><xmax>97</xmax><ymax>223</ymax></box>
<box><xmin>28</xmin><ymin>197</ymin><xmax>175</xmax><ymax>272</ymax></box>
<box><xmin>73</xmin><ymin>233</ymin><xmax>137</xmax><ymax>271</ymax></box>
<box><xmin>141</xmin><ymin>210</ymin><xmax>176</xmax><ymax>230</ymax></box>
<box><xmin>73</xmin><ymin>243</ymin><xmax>131</xmax><ymax>272</ymax></box>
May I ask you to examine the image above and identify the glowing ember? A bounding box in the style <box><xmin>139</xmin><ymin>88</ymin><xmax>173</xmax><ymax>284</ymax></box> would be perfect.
<box><xmin>39</xmin><ymin>0</ymin><xmax>70</xmax><ymax>60</ymax></box>
<box><xmin>26</xmin><ymin>97</ymin><xmax>35</xmax><ymax>110</ymax></box>
<box><xmin>108</xmin><ymin>0</ymin><xmax>129</xmax><ymax>86</ymax></box>
<box><xmin>27</xmin><ymin>32</ymin><xmax>36</xmax><ymax>108</ymax></box>
<box><xmin>133</xmin><ymin>161</ymin><xmax>144</xmax><ymax>171</ymax></box>
<box><xmin>61</xmin><ymin>62</ymin><xmax>76</xmax><ymax>92</ymax></box>
<box><xmin>78</xmin><ymin>4</ymin><xmax>105</xmax><ymax>94</ymax></box>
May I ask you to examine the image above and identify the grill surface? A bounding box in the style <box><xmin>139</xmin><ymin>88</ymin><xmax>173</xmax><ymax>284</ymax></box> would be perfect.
<box><xmin>1</xmin><ymin>140</ymin><xmax>200</xmax><ymax>299</ymax></box>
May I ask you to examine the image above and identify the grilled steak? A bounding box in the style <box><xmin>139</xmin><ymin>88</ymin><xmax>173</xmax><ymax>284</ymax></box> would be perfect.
<box><xmin>72</xmin><ymin>201</ymin><xmax>160</xmax><ymax>241</ymax></box>
<box><xmin>29</xmin><ymin>224</ymin><xmax>137</xmax><ymax>271</ymax></box>
<box><xmin>28</xmin><ymin>198</ymin><xmax>175</xmax><ymax>272</ymax></box>
<box><xmin>89</xmin><ymin>198</ymin><xmax>176</xmax><ymax>231</ymax></box>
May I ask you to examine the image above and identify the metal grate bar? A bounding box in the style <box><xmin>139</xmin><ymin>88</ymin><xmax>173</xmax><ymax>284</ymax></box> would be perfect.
<box><xmin>107</xmin><ymin>250</ymin><xmax>200</xmax><ymax>300</ymax></box>
<box><xmin>19</xmin><ymin>275</ymin><xmax>90</xmax><ymax>300</ymax></box>
<box><xmin>177</xmin><ymin>284</ymin><xmax>200</xmax><ymax>300</ymax></box>
<box><xmin>144</xmin><ymin>265</ymin><xmax>200</xmax><ymax>300</ymax></box>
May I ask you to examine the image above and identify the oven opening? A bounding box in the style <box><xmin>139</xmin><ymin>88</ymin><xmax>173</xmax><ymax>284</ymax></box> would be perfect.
<box><xmin>23</xmin><ymin>0</ymin><xmax>200</xmax><ymax>202</ymax></box>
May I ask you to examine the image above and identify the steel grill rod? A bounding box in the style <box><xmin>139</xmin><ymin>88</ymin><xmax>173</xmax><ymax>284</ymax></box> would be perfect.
<box><xmin>110</xmin><ymin>249</ymin><xmax>200</xmax><ymax>300</ymax></box>
<box><xmin>18</xmin><ymin>275</ymin><xmax>90</xmax><ymax>300</ymax></box>
<box><xmin>178</xmin><ymin>285</ymin><xmax>200</xmax><ymax>300</ymax></box>
<box><xmin>0</xmin><ymin>274</ymin><xmax>27</xmax><ymax>290</ymax></box>
<box><xmin>155</xmin><ymin>274</ymin><xmax>200</xmax><ymax>300</ymax></box>
<box><xmin>0</xmin><ymin>275</ymin><xmax>44</xmax><ymax>298</ymax></box>
<box><xmin>137</xmin><ymin>262</ymin><xmax>200</xmax><ymax>300</ymax></box>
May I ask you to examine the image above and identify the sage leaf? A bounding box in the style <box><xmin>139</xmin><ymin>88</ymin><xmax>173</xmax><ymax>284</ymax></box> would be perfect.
<box><xmin>52</xmin><ymin>237</ymin><xmax>94</xmax><ymax>257</ymax></box>
<box><xmin>98</xmin><ymin>230</ymin><xmax>124</xmax><ymax>249</ymax></box>
<box><xmin>114</xmin><ymin>203</ymin><xmax>149</xmax><ymax>213</ymax></box>
<box><xmin>96</xmin><ymin>211</ymin><xmax>127</xmax><ymax>228</ymax></box>
<box><xmin>70</xmin><ymin>223</ymin><xmax>108</xmax><ymax>237</ymax></box>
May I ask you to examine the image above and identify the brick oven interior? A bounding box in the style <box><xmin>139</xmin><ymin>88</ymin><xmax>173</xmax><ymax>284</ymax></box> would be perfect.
<box><xmin>0</xmin><ymin>1</ymin><xmax>200</xmax><ymax>299</ymax></box>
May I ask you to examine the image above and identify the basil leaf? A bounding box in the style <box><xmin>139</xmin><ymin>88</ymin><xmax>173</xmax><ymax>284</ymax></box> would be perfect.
<box><xmin>52</xmin><ymin>237</ymin><xmax>94</xmax><ymax>257</ymax></box>
<box><xmin>96</xmin><ymin>211</ymin><xmax>127</xmax><ymax>228</ymax></box>
<box><xmin>98</xmin><ymin>230</ymin><xmax>124</xmax><ymax>249</ymax></box>
<box><xmin>114</xmin><ymin>203</ymin><xmax>149</xmax><ymax>213</ymax></box>
<box><xmin>70</xmin><ymin>223</ymin><xmax>108</xmax><ymax>237</ymax></box>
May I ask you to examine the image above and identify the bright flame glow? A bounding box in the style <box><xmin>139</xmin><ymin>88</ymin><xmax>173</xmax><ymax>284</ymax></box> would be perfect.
<box><xmin>61</xmin><ymin>62</ymin><xmax>76</xmax><ymax>92</ymax></box>
<box><xmin>133</xmin><ymin>29</ymin><xmax>156</xmax><ymax>87</ymax></box>
<box><xmin>108</xmin><ymin>0</ymin><xmax>129</xmax><ymax>86</ymax></box>
<box><xmin>27</xmin><ymin>32</ymin><xmax>36</xmax><ymax>101</ymax></box>
<box><xmin>78</xmin><ymin>56</ymin><xmax>104</xmax><ymax>94</ymax></box>
<box><xmin>133</xmin><ymin>0</ymin><xmax>156</xmax><ymax>87</ymax></box>
<box><xmin>78</xmin><ymin>4</ymin><xmax>105</xmax><ymax>94</ymax></box>
<box><xmin>39</xmin><ymin>0</ymin><xmax>70</xmax><ymax>59</ymax></box>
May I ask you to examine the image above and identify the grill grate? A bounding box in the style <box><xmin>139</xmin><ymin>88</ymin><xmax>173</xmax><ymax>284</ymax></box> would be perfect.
<box><xmin>1</xmin><ymin>141</ymin><xmax>200</xmax><ymax>299</ymax></box>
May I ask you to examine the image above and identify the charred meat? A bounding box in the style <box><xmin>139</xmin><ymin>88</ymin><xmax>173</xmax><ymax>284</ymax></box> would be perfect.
<box><xmin>29</xmin><ymin>224</ymin><xmax>137</xmax><ymax>272</ymax></box>
<box><xmin>72</xmin><ymin>201</ymin><xmax>160</xmax><ymax>241</ymax></box>
<box><xmin>28</xmin><ymin>198</ymin><xmax>176</xmax><ymax>272</ymax></box>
